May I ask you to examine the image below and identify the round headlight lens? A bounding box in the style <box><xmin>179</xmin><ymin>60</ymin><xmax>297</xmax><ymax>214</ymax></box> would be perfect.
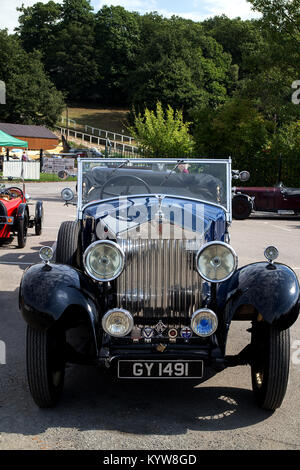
<box><xmin>102</xmin><ymin>309</ymin><xmax>134</xmax><ymax>337</ymax></box>
<box><xmin>196</xmin><ymin>242</ymin><xmax>237</xmax><ymax>282</ymax></box>
<box><xmin>191</xmin><ymin>309</ymin><xmax>218</xmax><ymax>337</ymax></box>
<box><xmin>84</xmin><ymin>240</ymin><xmax>125</xmax><ymax>281</ymax></box>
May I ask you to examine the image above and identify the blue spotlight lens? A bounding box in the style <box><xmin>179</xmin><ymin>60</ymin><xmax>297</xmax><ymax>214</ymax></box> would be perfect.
<box><xmin>191</xmin><ymin>310</ymin><xmax>218</xmax><ymax>337</ymax></box>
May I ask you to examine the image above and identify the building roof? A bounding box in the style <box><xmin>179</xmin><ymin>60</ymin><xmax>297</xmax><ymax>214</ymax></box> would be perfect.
<box><xmin>0</xmin><ymin>123</ymin><xmax>58</xmax><ymax>140</ymax></box>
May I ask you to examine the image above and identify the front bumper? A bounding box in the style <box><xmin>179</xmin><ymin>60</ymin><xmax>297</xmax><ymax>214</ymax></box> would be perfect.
<box><xmin>98</xmin><ymin>343</ymin><xmax>226</xmax><ymax>374</ymax></box>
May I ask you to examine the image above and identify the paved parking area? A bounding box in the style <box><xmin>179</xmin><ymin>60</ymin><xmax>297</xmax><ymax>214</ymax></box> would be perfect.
<box><xmin>0</xmin><ymin>183</ymin><xmax>299</xmax><ymax>450</ymax></box>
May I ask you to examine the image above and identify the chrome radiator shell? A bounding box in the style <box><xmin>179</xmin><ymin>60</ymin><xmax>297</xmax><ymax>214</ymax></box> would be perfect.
<box><xmin>116</xmin><ymin>238</ymin><xmax>203</xmax><ymax>321</ymax></box>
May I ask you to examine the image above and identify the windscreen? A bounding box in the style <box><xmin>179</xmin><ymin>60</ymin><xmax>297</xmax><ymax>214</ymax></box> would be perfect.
<box><xmin>79</xmin><ymin>159</ymin><xmax>230</xmax><ymax>212</ymax></box>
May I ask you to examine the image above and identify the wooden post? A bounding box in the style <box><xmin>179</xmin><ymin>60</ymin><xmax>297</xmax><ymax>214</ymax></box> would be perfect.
<box><xmin>66</xmin><ymin>106</ymin><xmax>69</xmax><ymax>143</ymax></box>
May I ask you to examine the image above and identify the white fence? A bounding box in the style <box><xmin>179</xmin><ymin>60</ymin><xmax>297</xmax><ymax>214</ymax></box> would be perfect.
<box><xmin>58</xmin><ymin>127</ymin><xmax>138</xmax><ymax>154</ymax></box>
<box><xmin>3</xmin><ymin>161</ymin><xmax>40</xmax><ymax>180</ymax></box>
<box><xmin>84</xmin><ymin>125</ymin><xmax>134</xmax><ymax>144</ymax></box>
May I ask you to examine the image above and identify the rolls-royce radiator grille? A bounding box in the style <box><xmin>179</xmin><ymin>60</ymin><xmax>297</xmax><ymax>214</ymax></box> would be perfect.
<box><xmin>116</xmin><ymin>239</ymin><xmax>203</xmax><ymax>321</ymax></box>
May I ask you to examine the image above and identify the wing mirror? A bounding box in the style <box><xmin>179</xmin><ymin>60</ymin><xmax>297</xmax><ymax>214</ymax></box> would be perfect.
<box><xmin>232</xmin><ymin>170</ymin><xmax>250</xmax><ymax>181</ymax></box>
<box><xmin>239</xmin><ymin>171</ymin><xmax>250</xmax><ymax>182</ymax></box>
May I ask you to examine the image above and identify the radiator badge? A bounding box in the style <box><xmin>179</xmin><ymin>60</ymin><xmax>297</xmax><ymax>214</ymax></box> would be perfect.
<box><xmin>168</xmin><ymin>328</ymin><xmax>178</xmax><ymax>343</ymax></box>
<box><xmin>131</xmin><ymin>326</ymin><xmax>142</xmax><ymax>342</ymax></box>
<box><xmin>142</xmin><ymin>327</ymin><xmax>154</xmax><ymax>343</ymax></box>
<box><xmin>180</xmin><ymin>327</ymin><xmax>192</xmax><ymax>339</ymax></box>
<box><xmin>154</xmin><ymin>320</ymin><xmax>167</xmax><ymax>336</ymax></box>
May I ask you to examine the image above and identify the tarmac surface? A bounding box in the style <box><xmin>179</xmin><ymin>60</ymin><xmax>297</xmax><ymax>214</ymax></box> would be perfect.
<box><xmin>0</xmin><ymin>182</ymin><xmax>299</xmax><ymax>450</ymax></box>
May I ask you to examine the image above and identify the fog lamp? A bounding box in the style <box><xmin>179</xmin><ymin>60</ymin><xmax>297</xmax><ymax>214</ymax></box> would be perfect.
<box><xmin>191</xmin><ymin>309</ymin><xmax>218</xmax><ymax>337</ymax></box>
<box><xmin>264</xmin><ymin>245</ymin><xmax>279</xmax><ymax>263</ymax></box>
<box><xmin>102</xmin><ymin>309</ymin><xmax>134</xmax><ymax>337</ymax></box>
<box><xmin>39</xmin><ymin>246</ymin><xmax>53</xmax><ymax>263</ymax></box>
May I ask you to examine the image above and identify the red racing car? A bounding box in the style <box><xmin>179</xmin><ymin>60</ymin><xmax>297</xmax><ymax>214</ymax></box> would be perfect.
<box><xmin>232</xmin><ymin>184</ymin><xmax>300</xmax><ymax>219</ymax></box>
<box><xmin>0</xmin><ymin>179</ymin><xmax>43</xmax><ymax>248</ymax></box>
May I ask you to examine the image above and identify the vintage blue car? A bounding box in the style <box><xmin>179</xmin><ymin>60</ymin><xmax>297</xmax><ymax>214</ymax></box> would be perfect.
<box><xmin>19</xmin><ymin>158</ymin><xmax>300</xmax><ymax>410</ymax></box>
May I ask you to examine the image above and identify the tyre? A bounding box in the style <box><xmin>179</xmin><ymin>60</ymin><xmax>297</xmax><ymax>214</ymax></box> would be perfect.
<box><xmin>26</xmin><ymin>325</ymin><xmax>66</xmax><ymax>408</ymax></box>
<box><xmin>17</xmin><ymin>212</ymin><xmax>28</xmax><ymax>248</ymax></box>
<box><xmin>232</xmin><ymin>194</ymin><xmax>252</xmax><ymax>220</ymax></box>
<box><xmin>35</xmin><ymin>202</ymin><xmax>43</xmax><ymax>236</ymax></box>
<box><xmin>35</xmin><ymin>220</ymin><xmax>42</xmax><ymax>236</ymax></box>
<box><xmin>251</xmin><ymin>322</ymin><xmax>290</xmax><ymax>410</ymax></box>
<box><xmin>55</xmin><ymin>220</ymin><xmax>80</xmax><ymax>266</ymax></box>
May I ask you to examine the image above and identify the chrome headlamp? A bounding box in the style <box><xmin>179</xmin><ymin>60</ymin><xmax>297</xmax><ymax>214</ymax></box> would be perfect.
<box><xmin>196</xmin><ymin>241</ymin><xmax>237</xmax><ymax>283</ymax></box>
<box><xmin>102</xmin><ymin>308</ymin><xmax>134</xmax><ymax>337</ymax></box>
<box><xmin>83</xmin><ymin>240</ymin><xmax>125</xmax><ymax>282</ymax></box>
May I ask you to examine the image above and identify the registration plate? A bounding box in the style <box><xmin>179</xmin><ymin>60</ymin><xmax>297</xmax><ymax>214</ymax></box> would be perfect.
<box><xmin>118</xmin><ymin>360</ymin><xmax>203</xmax><ymax>379</ymax></box>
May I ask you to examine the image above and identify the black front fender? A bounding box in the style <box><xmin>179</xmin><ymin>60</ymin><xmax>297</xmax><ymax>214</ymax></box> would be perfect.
<box><xmin>19</xmin><ymin>263</ymin><xmax>102</xmax><ymax>350</ymax></box>
<box><xmin>217</xmin><ymin>262</ymin><xmax>300</xmax><ymax>329</ymax></box>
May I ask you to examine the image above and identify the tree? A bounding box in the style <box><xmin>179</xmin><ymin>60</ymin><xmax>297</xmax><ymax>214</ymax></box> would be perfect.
<box><xmin>192</xmin><ymin>98</ymin><xmax>270</xmax><ymax>162</ymax></box>
<box><xmin>247</xmin><ymin>0</ymin><xmax>300</xmax><ymax>68</ymax></box>
<box><xmin>248</xmin><ymin>0</ymin><xmax>300</xmax><ymax>41</ymax></box>
<box><xmin>0</xmin><ymin>30</ymin><xmax>65</xmax><ymax>127</ymax></box>
<box><xmin>94</xmin><ymin>6</ymin><xmax>141</xmax><ymax>104</ymax></box>
<box><xmin>16</xmin><ymin>0</ymin><xmax>98</xmax><ymax>102</ymax></box>
<box><xmin>129</xmin><ymin>102</ymin><xmax>195</xmax><ymax>157</ymax></box>
<box><xmin>202</xmin><ymin>15</ymin><xmax>266</xmax><ymax>79</ymax></box>
<box><xmin>16</xmin><ymin>1</ymin><xmax>62</xmax><ymax>53</ymax></box>
<box><xmin>127</xmin><ymin>14</ymin><xmax>234</xmax><ymax>114</ymax></box>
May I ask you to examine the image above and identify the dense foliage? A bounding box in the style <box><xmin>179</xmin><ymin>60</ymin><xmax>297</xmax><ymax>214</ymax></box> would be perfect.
<box><xmin>0</xmin><ymin>0</ymin><xmax>299</xmax><ymax>184</ymax></box>
<box><xmin>129</xmin><ymin>102</ymin><xmax>195</xmax><ymax>157</ymax></box>
<box><xmin>0</xmin><ymin>29</ymin><xmax>65</xmax><ymax>127</ymax></box>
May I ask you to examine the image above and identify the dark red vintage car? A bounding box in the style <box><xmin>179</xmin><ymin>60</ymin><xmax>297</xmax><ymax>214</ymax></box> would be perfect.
<box><xmin>232</xmin><ymin>184</ymin><xmax>300</xmax><ymax>219</ymax></box>
<box><xmin>0</xmin><ymin>179</ymin><xmax>43</xmax><ymax>248</ymax></box>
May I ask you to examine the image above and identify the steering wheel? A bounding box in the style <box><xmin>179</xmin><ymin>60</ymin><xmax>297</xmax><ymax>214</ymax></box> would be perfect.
<box><xmin>6</xmin><ymin>187</ymin><xmax>24</xmax><ymax>198</ymax></box>
<box><xmin>89</xmin><ymin>175</ymin><xmax>152</xmax><ymax>200</ymax></box>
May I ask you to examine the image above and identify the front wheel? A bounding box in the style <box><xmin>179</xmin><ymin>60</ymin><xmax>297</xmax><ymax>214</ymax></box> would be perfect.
<box><xmin>55</xmin><ymin>220</ymin><xmax>80</xmax><ymax>266</ymax></box>
<box><xmin>26</xmin><ymin>325</ymin><xmax>66</xmax><ymax>408</ymax></box>
<box><xmin>251</xmin><ymin>323</ymin><xmax>290</xmax><ymax>410</ymax></box>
